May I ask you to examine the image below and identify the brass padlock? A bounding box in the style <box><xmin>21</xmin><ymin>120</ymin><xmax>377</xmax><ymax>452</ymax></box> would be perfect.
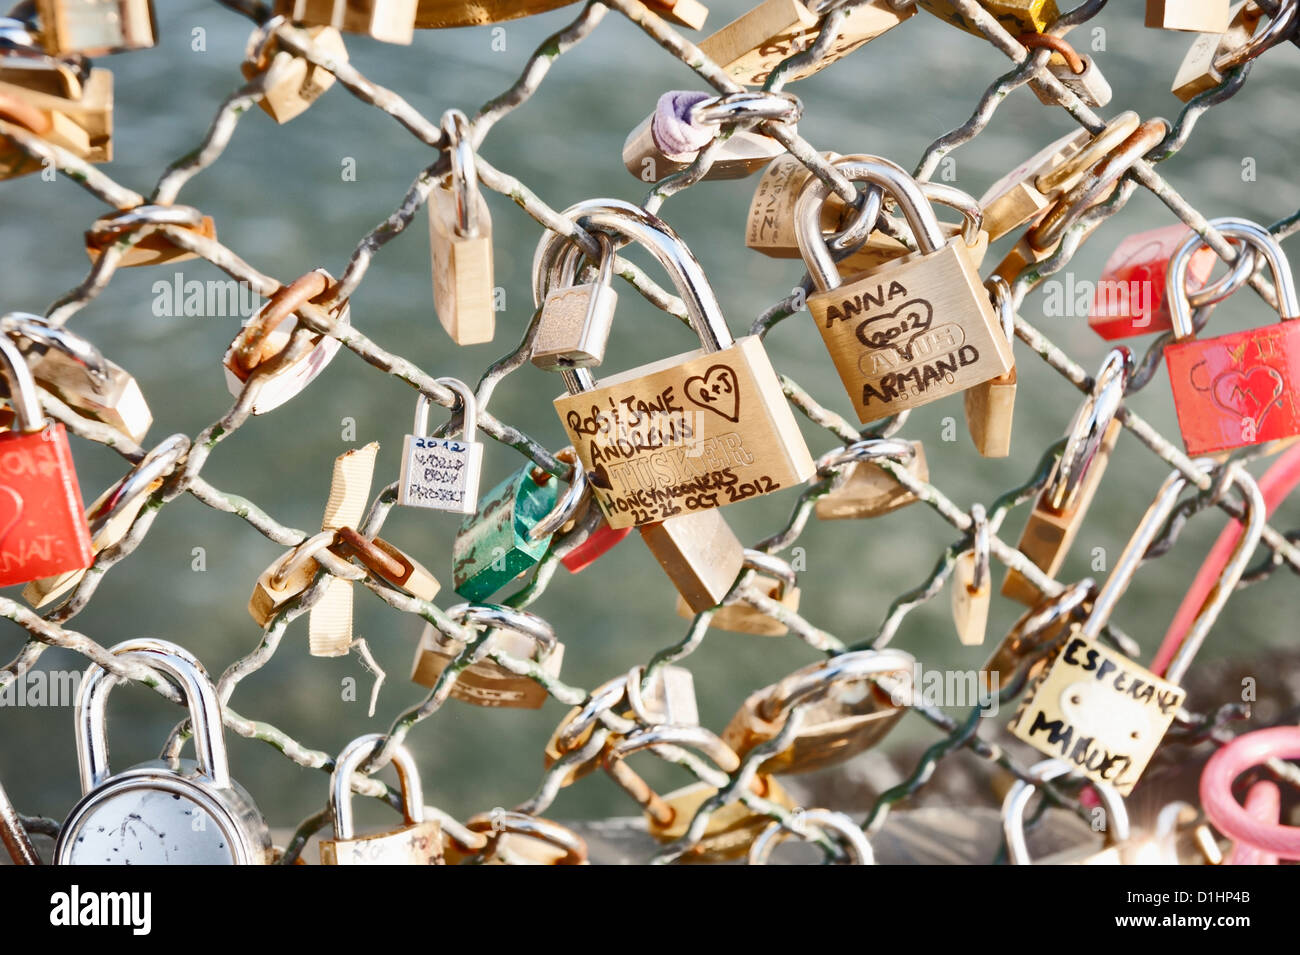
<box><xmin>430</xmin><ymin>108</ymin><xmax>494</xmax><ymax>345</ymax></box>
<box><xmin>745</xmin><ymin>151</ymin><xmax>865</xmax><ymax>259</ymax></box>
<box><xmin>0</xmin><ymin>57</ymin><xmax>111</xmax><ymax>177</ymax></box>
<box><xmin>85</xmin><ymin>204</ymin><xmax>217</xmax><ymax>268</ymax></box>
<box><xmin>1171</xmin><ymin>1</ymin><xmax>1268</xmax><ymax>101</ymax></box>
<box><xmin>459</xmin><ymin>810</ymin><xmax>587</xmax><ymax>865</ymax></box>
<box><xmin>981</xmin><ymin>578</ymin><xmax>1094</xmax><ymax>688</ymax></box>
<box><xmin>798</xmin><ymin>156</ymin><xmax>1013</xmax><ymax>423</ymax></box>
<box><xmin>951</xmin><ymin>504</ymin><xmax>991</xmax><ymax>647</ymax></box>
<box><xmin>330</xmin><ymin>526</ymin><xmax>440</xmax><ymax>601</ymax></box>
<box><xmin>648</xmin><ymin>775</ymin><xmax>795</xmax><ymax>862</ymax></box>
<box><xmin>248</xmin><ymin>530</ymin><xmax>346</xmax><ymax>627</ymax></box>
<box><xmin>1002</xmin><ymin>349</ymin><xmax>1128</xmax><ymax>605</ymax></box>
<box><xmin>836</xmin><ymin>180</ymin><xmax>990</xmax><ymax>274</ymax></box>
<box><xmin>241</xmin><ymin>18</ymin><xmax>348</xmax><ymax>124</ymax></box>
<box><xmin>814</xmin><ymin>437</ymin><xmax>928</xmax><ymax>520</ymax></box>
<box><xmin>273</xmin><ymin>0</ymin><xmax>417</xmax><ymax>44</ymax></box>
<box><xmin>1002</xmin><ymin>758</ymin><xmax>1131</xmax><ymax>864</ymax></box>
<box><xmin>678</xmin><ymin>549</ymin><xmax>800</xmax><ymax>634</ymax></box>
<box><xmin>722</xmin><ymin>648</ymin><xmax>914</xmax><ymax>773</ymax></box>
<box><xmin>411</xmin><ymin>603</ymin><xmax>563</xmax><ymax>709</ymax></box>
<box><xmin>1146</xmin><ymin>0</ymin><xmax>1231</xmax><ymax>32</ymax></box>
<box><xmin>412</xmin><ymin>0</ymin><xmax>576</xmax><ymax>28</ymax></box>
<box><xmin>320</xmin><ymin>734</ymin><xmax>443</xmax><ymax>864</ymax></box>
<box><xmin>1021</xmin><ymin>32</ymin><xmax>1113</xmax><ymax>108</ymax></box>
<box><xmin>698</xmin><ymin>0</ymin><xmax>914</xmax><ymax>86</ymax></box>
<box><xmin>641</xmin><ymin>508</ymin><xmax>746</xmax><ymax>613</ymax></box>
<box><xmin>748</xmin><ymin>807</ymin><xmax>875</xmax><ymax>864</ymax></box>
<box><xmin>915</xmin><ymin>0</ymin><xmax>1060</xmax><ymax>37</ymax></box>
<box><xmin>963</xmin><ymin>276</ymin><xmax>1017</xmax><ymax>458</ymax></box>
<box><xmin>34</xmin><ymin>0</ymin><xmax>157</xmax><ymax>56</ymax></box>
<box><xmin>530</xmin><ymin>230</ymin><xmax>618</xmax><ymax>370</ymax></box>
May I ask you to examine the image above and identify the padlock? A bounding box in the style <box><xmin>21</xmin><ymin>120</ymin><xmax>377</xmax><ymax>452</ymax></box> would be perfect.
<box><xmin>981</xmin><ymin>578</ymin><xmax>1094</xmax><ymax>687</ymax></box>
<box><xmin>223</xmin><ymin>268</ymin><xmax>350</xmax><ymax>415</ymax></box>
<box><xmin>698</xmin><ymin>0</ymin><xmax>914</xmax><ymax>85</ymax></box>
<box><xmin>273</xmin><ymin>0</ymin><xmax>417</xmax><ymax>44</ymax></box>
<box><xmin>85</xmin><ymin>204</ymin><xmax>218</xmax><ymax>268</ymax></box>
<box><xmin>412</xmin><ymin>0</ymin><xmax>576</xmax><ymax>28</ymax></box>
<box><xmin>1088</xmin><ymin>224</ymin><xmax>1220</xmax><ymax>340</ymax></box>
<box><xmin>914</xmin><ymin>0</ymin><xmax>1059</xmax><ymax>37</ymax></box>
<box><xmin>1172</xmin><ymin>1</ymin><xmax>1271</xmax><ymax>100</ymax></box>
<box><xmin>34</xmin><ymin>0</ymin><xmax>157</xmax><ymax>56</ymax></box>
<box><xmin>722</xmin><ymin>648</ymin><xmax>915</xmax><ymax>773</ymax></box>
<box><xmin>319</xmin><ymin>734</ymin><xmax>443</xmax><ymax>864</ymax></box>
<box><xmin>549</xmin><ymin>199</ymin><xmax>815</xmax><ymax>528</ymax></box>
<box><xmin>963</xmin><ymin>277</ymin><xmax>1017</xmax><ymax>458</ymax></box>
<box><xmin>56</xmin><ymin>639</ymin><xmax>273</xmax><ymax>864</ymax></box>
<box><xmin>330</xmin><ymin>526</ymin><xmax>440</xmax><ymax>601</ymax></box>
<box><xmin>748</xmin><ymin>807</ymin><xmax>875</xmax><ymax>864</ymax></box>
<box><xmin>745</xmin><ymin>151</ymin><xmax>863</xmax><ymax>259</ymax></box>
<box><xmin>430</xmin><ymin>108</ymin><xmax>495</xmax><ymax>345</ymax></box>
<box><xmin>459</xmin><ymin>810</ymin><xmax>587</xmax><ymax>864</ymax></box>
<box><xmin>0</xmin><ymin>57</ymin><xmax>111</xmax><ymax>176</ymax></box>
<box><xmin>621</xmin><ymin>90</ymin><xmax>798</xmax><ymax>183</ymax></box>
<box><xmin>397</xmin><ymin>378</ymin><xmax>483</xmax><ymax>514</ymax></box>
<box><xmin>677</xmin><ymin>549</ymin><xmax>800</xmax><ymax>635</ymax></box>
<box><xmin>1147</xmin><ymin>0</ymin><xmax>1231</xmax><ymax>32</ymax></box>
<box><xmin>952</xmin><ymin>504</ymin><xmax>991</xmax><ymax>647</ymax></box>
<box><xmin>450</xmin><ymin>455</ymin><xmax>580</xmax><ymax>601</ymax></box>
<box><xmin>799</xmin><ymin>156</ymin><xmax>1014</xmax><ymax>423</ymax></box>
<box><xmin>814</xmin><ymin>437</ymin><xmax>928</xmax><ymax>520</ymax></box>
<box><xmin>640</xmin><ymin>507</ymin><xmax>746</xmax><ymax>613</ymax></box>
<box><xmin>554</xmin><ymin>499</ymin><xmax>632</xmax><ymax>573</ymax></box>
<box><xmin>241</xmin><ymin>18</ymin><xmax>348</xmax><ymax>124</ymax></box>
<box><xmin>1002</xmin><ymin>758</ymin><xmax>1131</xmax><ymax>864</ymax></box>
<box><xmin>530</xmin><ymin>231</ymin><xmax>619</xmax><ymax>370</ymax></box>
<box><xmin>1008</xmin><ymin>460</ymin><xmax>1264</xmax><ymax>795</ymax></box>
<box><xmin>411</xmin><ymin>603</ymin><xmax>563</xmax><ymax>709</ymax></box>
<box><xmin>248</xmin><ymin>530</ymin><xmax>341</xmax><ymax>627</ymax></box>
<box><xmin>1201</xmin><ymin>725</ymin><xmax>1300</xmax><ymax>862</ymax></box>
<box><xmin>1020</xmin><ymin>32</ymin><xmax>1112</xmax><ymax>108</ymax></box>
<box><xmin>836</xmin><ymin>180</ymin><xmax>990</xmax><ymax>274</ymax></box>
<box><xmin>24</xmin><ymin>433</ymin><xmax>187</xmax><ymax>609</ymax></box>
<box><xmin>1002</xmin><ymin>349</ymin><xmax>1127</xmax><ymax>606</ymax></box>
<box><xmin>0</xmin><ymin>335</ymin><xmax>93</xmax><ymax>586</ymax></box>
<box><xmin>1164</xmin><ymin>218</ymin><xmax>1300</xmax><ymax>455</ymax></box>
<box><xmin>3</xmin><ymin>312</ymin><xmax>152</xmax><ymax>443</ymax></box>
<box><xmin>648</xmin><ymin>775</ymin><xmax>796</xmax><ymax>862</ymax></box>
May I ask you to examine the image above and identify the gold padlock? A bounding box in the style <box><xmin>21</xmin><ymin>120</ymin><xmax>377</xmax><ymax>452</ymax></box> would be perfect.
<box><xmin>273</xmin><ymin>0</ymin><xmax>417</xmax><ymax>44</ymax></box>
<box><xmin>678</xmin><ymin>549</ymin><xmax>800</xmax><ymax>635</ymax></box>
<box><xmin>746</xmin><ymin>151</ymin><xmax>854</xmax><ymax>259</ymax></box>
<box><xmin>963</xmin><ymin>276</ymin><xmax>1017</xmax><ymax>458</ymax></box>
<box><xmin>85</xmin><ymin>204</ymin><xmax>217</xmax><ymax>269</ymax></box>
<box><xmin>722</xmin><ymin>648</ymin><xmax>914</xmax><ymax>774</ymax></box>
<box><xmin>977</xmin><ymin>125</ymin><xmax>1108</xmax><ymax>242</ymax></box>
<box><xmin>915</xmin><ymin>0</ymin><xmax>1060</xmax><ymax>37</ymax></box>
<box><xmin>1171</xmin><ymin>1</ymin><xmax>1269</xmax><ymax>101</ymax></box>
<box><xmin>319</xmin><ymin>735</ymin><xmax>443</xmax><ymax>864</ymax></box>
<box><xmin>641</xmin><ymin>509</ymin><xmax>746</xmax><ymax>613</ymax></box>
<box><xmin>1002</xmin><ymin>349</ymin><xmax>1127</xmax><ymax>605</ymax></box>
<box><xmin>413</xmin><ymin>0</ymin><xmax>575</xmax><ymax>28</ymax></box>
<box><xmin>951</xmin><ymin>504</ymin><xmax>991</xmax><ymax>647</ymax></box>
<box><xmin>248</xmin><ymin>530</ymin><xmax>341</xmax><ymax>627</ymax></box>
<box><xmin>1002</xmin><ymin>758</ymin><xmax>1131</xmax><ymax>864</ymax></box>
<box><xmin>815</xmin><ymin>437</ymin><xmax>927</xmax><ymax>521</ymax></box>
<box><xmin>430</xmin><ymin>109</ymin><xmax>494</xmax><ymax>345</ymax></box>
<box><xmin>1146</xmin><ymin>0</ymin><xmax>1231</xmax><ymax>32</ymax></box>
<box><xmin>34</xmin><ymin>0</ymin><xmax>157</xmax><ymax>56</ymax></box>
<box><xmin>799</xmin><ymin>156</ymin><xmax>1013</xmax><ymax>424</ymax></box>
<box><xmin>329</xmin><ymin>526</ymin><xmax>440</xmax><ymax>601</ymax></box>
<box><xmin>459</xmin><ymin>811</ymin><xmax>587</xmax><ymax>865</ymax></box>
<box><xmin>0</xmin><ymin>58</ymin><xmax>111</xmax><ymax>177</ymax></box>
<box><xmin>649</xmin><ymin>776</ymin><xmax>795</xmax><ymax>862</ymax></box>
<box><xmin>241</xmin><ymin>19</ymin><xmax>348</xmax><ymax>124</ymax></box>
<box><xmin>981</xmin><ymin>579</ymin><xmax>1094</xmax><ymax>687</ymax></box>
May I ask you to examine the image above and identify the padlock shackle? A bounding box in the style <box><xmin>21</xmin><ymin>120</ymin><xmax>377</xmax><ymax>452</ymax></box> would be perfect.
<box><xmin>758</xmin><ymin>648</ymin><xmax>915</xmax><ymax>723</ymax></box>
<box><xmin>749</xmin><ymin>808</ymin><xmax>875</xmax><ymax>865</ymax></box>
<box><xmin>1002</xmin><ymin>758</ymin><xmax>1130</xmax><ymax>864</ymax></box>
<box><xmin>440</xmin><ymin>109</ymin><xmax>483</xmax><ymax>239</ymax></box>
<box><xmin>984</xmin><ymin>579</ymin><xmax>1096</xmax><ymax>682</ymax></box>
<box><xmin>1079</xmin><ymin>461</ymin><xmax>1265</xmax><ymax>684</ymax></box>
<box><xmin>986</xmin><ymin>276</ymin><xmax>1014</xmax><ymax>345</ymax></box>
<box><xmin>329</xmin><ymin>733</ymin><xmax>424</xmax><ymax>841</ymax></box>
<box><xmin>1045</xmin><ymin>348</ymin><xmax>1129</xmax><ymax>514</ymax></box>
<box><xmin>88</xmin><ymin>203</ymin><xmax>204</xmax><ymax>239</ymax></box>
<box><xmin>1214</xmin><ymin>0</ymin><xmax>1300</xmax><ymax>72</ymax></box>
<box><xmin>740</xmin><ymin>548</ymin><xmax>797</xmax><ymax>599</ymax></box>
<box><xmin>448</xmin><ymin>602</ymin><xmax>558</xmax><ymax>660</ymax></box>
<box><xmin>233</xmin><ymin>268</ymin><xmax>332</xmax><ymax>373</ymax></box>
<box><xmin>1</xmin><ymin>311</ymin><xmax>109</xmax><ymax>387</ymax></box>
<box><xmin>917</xmin><ymin>181</ymin><xmax>983</xmax><ymax>249</ymax></box>
<box><xmin>1169</xmin><ymin>218</ymin><xmax>1300</xmax><ymax>339</ymax></box>
<box><xmin>0</xmin><ymin>335</ymin><xmax>45</xmax><ymax>433</ymax></box>
<box><xmin>88</xmin><ymin>433</ymin><xmax>190</xmax><ymax>539</ymax></box>
<box><xmin>795</xmin><ymin>156</ymin><xmax>946</xmax><ymax>292</ymax></box>
<box><xmin>465</xmin><ymin>810</ymin><xmax>588</xmax><ymax>864</ymax></box>
<box><xmin>687</xmin><ymin>90</ymin><xmax>802</xmax><ymax>128</ymax></box>
<box><xmin>413</xmin><ymin>376</ymin><xmax>478</xmax><ymax>444</ymax></box>
<box><xmin>527</xmin><ymin>449</ymin><xmax>588</xmax><ymax>541</ymax></box>
<box><xmin>556</xmin><ymin>675</ymin><xmax>628</xmax><ymax>752</ymax></box>
<box><xmin>607</xmin><ymin>723</ymin><xmax>741</xmax><ymax>774</ymax></box>
<box><xmin>816</xmin><ymin>437</ymin><xmax>916</xmax><ymax>473</ymax></box>
<box><xmin>75</xmin><ymin>639</ymin><xmax>230</xmax><ymax>794</ymax></box>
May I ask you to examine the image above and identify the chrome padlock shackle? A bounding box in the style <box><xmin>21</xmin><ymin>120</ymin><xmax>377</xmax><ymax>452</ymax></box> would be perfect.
<box><xmin>749</xmin><ymin>808</ymin><xmax>875</xmax><ymax>865</ymax></box>
<box><xmin>1169</xmin><ymin>218</ymin><xmax>1300</xmax><ymax>339</ymax></box>
<box><xmin>795</xmin><ymin>156</ymin><xmax>947</xmax><ymax>293</ymax></box>
<box><xmin>1002</xmin><ymin>758</ymin><xmax>1130</xmax><ymax>865</ymax></box>
<box><xmin>1045</xmin><ymin>348</ymin><xmax>1130</xmax><ymax>513</ymax></box>
<box><xmin>687</xmin><ymin>90</ymin><xmax>802</xmax><ymax>128</ymax></box>
<box><xmin>986</xmin><ymin>275</ymin><xmax>1013</xmax><ymax>344</ymax></box>
<box><xmin>87</xmin><ymin>433</ymin><xmax>190</xmax><ymax>538</ymax></box>
<box><xmin>440</xmin><ymin>108</ymin><xmax>483</xmax><ymax>239</ymax></box>
<box><xmin>1</xmin><ymin>311</ymin><xmax>109</xmax><ymax>387</ymax></box>
<box><xmin>75</xmin><ymin>638</ymin><xmax>230</xmax><ymax>794</ymax></box>
<box><xmin>1215</xmin><ymin>0</ymin><xmax>1299</xmax><ymax>72</ymax></box>
<box><xmin>545</xmin><ymin>231</ymin><xmax>616</xmax><ymax>304</ymax></box>
<box><xmin>816</xmin><ymin>436</ymin><xmax>916</xmax><ymax>473</ymax></box>
<box><xmin>917</xmin><ymin>181</ymin><xmax>983</xmax><ymax>248</ymax></box>
<box><xmin>413</xmin><ymin>377</ymin><xmax>479</xmax><ymax>445</ymax></box>
<box><xmin>1081</xmin><ymin>461</ymin><xmax>1265</xmax><ymax>684</ymax></box>
<box><xmin>0</xmin><ymin>334</ymin><xmax>44</xmax><ymax>434</ymax></box>
<box><xmin>527</xmin><ymin>448</ymin><xmax>589</xmax><ymax>541</ymax></box>
<box><xmin>466</xmin><ymin>809</ymin><xmax>588</xmax><ymax>864</ymax></box>
<box><xmin>757</xmin><ymin>648</ymin><xmax>915</xmax><ymax>723</ymax></box>
<box><xmin>608</xmin><ymin>721</ymin><xmax>741</xmax><ymax>774</ymax></box>
<box><xmin>329</xmin><ymin>733</ymin><xmax>425</xmax><ymax>841</ymax></box>
<box><xmin>447</xmin><ymin>601</ymin><xmax>559</xmax><ymax>662</ymax></box>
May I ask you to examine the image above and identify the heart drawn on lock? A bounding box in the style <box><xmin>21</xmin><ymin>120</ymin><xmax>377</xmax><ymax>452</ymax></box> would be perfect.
<box><xmin>684</xmin><ymin>364</ymin><xmax>740</xmax><ymax>423</ymax></box>
<box><xmin>1210</xmin><ymin>365</ymin><xmax>1284</xmax><ymax>433</ymax></box>
<box><xmin>855</xmin><ymin>299</ymin><xmax>934</xmax><ymax>362</ymax></box>
<box><xmin>0</xmin><ymin>486</ymin><xmax>24</xmax><ymax>548</ymax></box>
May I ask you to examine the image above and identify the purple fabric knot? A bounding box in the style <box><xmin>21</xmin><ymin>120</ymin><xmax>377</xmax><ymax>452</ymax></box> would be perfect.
<box><xmin>651</xmin><ymin>90</ymin><xmax>715</xmax><ymax>159</ymax></box>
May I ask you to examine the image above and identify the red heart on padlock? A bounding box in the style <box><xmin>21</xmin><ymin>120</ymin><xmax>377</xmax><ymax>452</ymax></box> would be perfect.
<box><xmin>1210</xmin><ymin>365</ymin><xmax>1285</xmax><ymax>432</ymax></box>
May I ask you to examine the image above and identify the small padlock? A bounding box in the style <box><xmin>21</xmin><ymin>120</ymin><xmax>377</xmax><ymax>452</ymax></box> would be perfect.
<box><xmin>398</xmin><ymin>378</ymin><xmax>483</xmax><ymax>514</ymax></box>
<box><xmin>1171</xmin><ymin>1</ymin><xmax>1267</xmax><ymax>101</ymax></box>
<box><xmin>698</xmin><ymin>0</ymin><xmax>914</xmax><ymax>85</ymax></box>
<box><xmin>914</xmin><ymin>0</ymin><xmax>1060</xmax><ymax>37</ymax></box>
<box><xmin>248</xmin><ymin>530</ymin><xmax>341</xmax><ymax>627</ymax></box>
<box><xmin>330</xmin><ymin>526</ymin><xmax>440</xmax><ymax>601</ymax></box>
<box><xmin>34</xmin><ymin>0</ymin><xmax>157</xmax><ymax>56</ymax></box>
<box><xmin>430</xmin><ymin>108</ymin><xmax>495</xmax><ymax>345</ymax></box>
<box><xmin>411</xmin><ymin>603</ymin><xmax>563</xmax><ymax>709</ymax></box>
<box><xmin>85</xmin><ymin>204</ymin><xmax>217</xmax><ymax>268</ymax></box>
<box><xmin>1147</xmin><ymin>0</ymin><xmax>1231</xmax><ymax>32</ymax></box>
<box><xmin>319</xmin><ymin>734</ymin><xmax>443</xmax><ymax>864</ymax></box>
<box><xmin>1008</xmin><ymin>461</ymin><xmax>1264</xmax><ymax>795</ymax></box>
<box><xmin>1088</xmin><ymin>224</ymin><xmax>1220</xmax><ymax>340</ymax></box>
<box><xmin>814</xmin><ymin>437</ymin><xmax>927</xmax><ymax>520</ymax></box>
<box><xmin>273</xmin><ymin>0</ymin><xmax>417</xmax><ymax>44</ymax></box>
<box><xmin>3</xmin><ymin>312</ymin><xmax>152</xmax><ymax>443</ymax></box>
<box><xmin>981</xmin><ymin>578</ymin><xmax>1093</xmax><ymax>688</ymax></box>
<box><xmin>57</xmin><ymin>639</ymin><xmax>273</xmax><ymax>864</ymax></box>
<box><xmin>0</xmin><ymin>57</ymin><xmax>111</xmax><ymax>177</ymax></box>
<box><xmin>745</xmin><ymin>151</ymin><xmax>876</xmax><ymax>259</ymax></box>
<box><xmin>1021</xmin><ymin>33</ymin><xmax>1112</xmax><ymax>108</ymax></box>
<box><xmin>1164</xmin><ymin>218</ymin><xmax>1300</xmax><ymax>455</ymax></box>
<box><xmin>0</xmin><ymin>335</ymin><xmax>93</xmax><ymax>586</ymax></box>
<box><xmin>836</xmin><ymin>180</ymin><xmax>990</xmax><ymax>274</ymax></box>
<box><xmin>549</xmin><ymin>199</ymin><xmax>815</xmax><ymax>528</ymax></box>
<box><xmin>799</xmin><ymin>156</ymin><xmax>1013</xmax><ymax>423</ymax></box>
<box><xmin>1002</xmin><ymin>349</ymin><xmax>1127</xmax><ymax>606</ymax></box>
<box><xmin>459</xmin><ymin>810</ymin><xmax>587</xmax><ymax>865</ymax></box>
<box><xmin>641</xmin><ymin>507</ymin><xmax>746</xmax><ymax>613</ymax></box>
<box><xmin>677</xmin><ymin>549</ymin><xmax>800</xmax><ymax>635</ymax></box>
<box><xmin>1002</xmin><ymin>758</ymin><xmax>1131</xmax><ymax>864</ymax></box>
<box><xmin>963</xmin><ymin>277</ymin><xmax>1017</xmax><ymax>458</ymax></box>
<box><xmin>951</xmin><ymin>504</ymin><xmax>991</xmax><ymax>647</ymax></box>
<box><xmin>241</xmin><ymin>18</ymin><xmax>348</xmax><ymax>124</ymax></box>
<box><xmin>223</xmin><ymin>268</ymin><xmax>350</xmax><ymax>415</ymax></box>
<box><xmin>530</xmin><ymin>231</ymin><xmax>619</xmax><ymax>370</ymax></box>
<box><xmin>648</xmin><ymin>775</ymin><xmax>795</xmax><ymax>862</ymax></box>
<box><xmin>749</xmin><ymin>807</ymin><xmax>876</xmax><ymax>864</ymax></box>
<box><xmin>722</xmin><ymin>648</ymin><xmax>914</xmax><ymax>774</ymax></box>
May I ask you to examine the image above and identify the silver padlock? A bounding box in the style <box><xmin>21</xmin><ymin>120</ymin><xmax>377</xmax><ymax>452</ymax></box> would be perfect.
<box><xmin>56</xmin><ymin>638</ymin><xmax>272</xmax><ymax>865</ymax></box>
<box><xmin>530</xmin><ymin>230</ymin><xmax>619</xmax><ymax>370</ymax></box>
<box><xmin>397</xmin><ymin>377</ymin><xmax>483</xmax><ymax>514</ymax></box>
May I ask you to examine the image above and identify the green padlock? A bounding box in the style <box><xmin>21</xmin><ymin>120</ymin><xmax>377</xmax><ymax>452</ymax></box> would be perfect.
<box><xmin>451</xmin><ymin>452</ymin><xmax>587</xmax><ymax>601</ymax></box>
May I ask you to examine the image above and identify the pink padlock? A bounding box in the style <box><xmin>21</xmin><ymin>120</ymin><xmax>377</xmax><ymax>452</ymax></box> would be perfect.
<box><xmin>1200</xmin><ymin>726</ymin><xmax>1300</xmax><ymax>861</ymax></box>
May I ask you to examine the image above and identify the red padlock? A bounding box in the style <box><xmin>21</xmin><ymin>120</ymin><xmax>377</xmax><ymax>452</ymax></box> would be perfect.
<box><xmin>1165</xmin><ymin>218</ymin><xmax>1300</xmax><ymax>456</ymax></box>
<box><xmin>559</xmin><ymin>519</ymin><xmax>632</xmax><ymax>573</ymax></box>
<box><xmin>0</xmin><ymin>336</ymin><xmax>93</xmax><ymax>586</ymax></box>
<box><xmin>1089</xmin><ymin>224</ymin><xmax>1218</xmax><ymax>339</ymax></box>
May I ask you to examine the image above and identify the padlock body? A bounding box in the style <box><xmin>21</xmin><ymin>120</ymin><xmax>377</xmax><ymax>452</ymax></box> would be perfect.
<box><xmin>411</xmin><ymin>622</ymin><xmax>563</xmax><ymax>708</ymax></box>
<box><xmin>915</xmin><ymin>0</ymin><xmax>1059</xmax><ymax>35</ymax></box>
<box><xmin>621</xmin><ymin>114</ymin><xmax>787</xmax><ymax>183</ymax></box>
<box><xmin>815</xmin><ymin>441</ymin><xmax>928</xmax><ymax>520</ymax></box>
<box><xmin>275</xmin><ymin>0</ymin><xmax>417</xmax><ymax>43</ymax></box>
<box><xmin>414</xmin><ymin>0</ymin><xmax>576</xmax><ymax>28</ymax></box>
<box><xmin>554</xmin><ymin>336</ymin><xmax>814</xmax><ymax>529</ymax></box>
<box><xmin>559</xmin><ymin>519</ymin><xmax>632</xmax><ymax>573</ymax></box>
<box><xmin>1089</xmin><ymin>225</ymin><xmax>1219</xmax><ymax>340</ymax></box>
<box><xmin>964</xmin><ymin>366</ymin><xmax>1016</xmax><ymax>458</ymax></box>
<box><xmin>746</xmin><ymin>153</ymin><xmax>848</xmax><ymax>258</ymax></box>
<box><xmin>0</xmin><ymin>423</ymin><xmax>93</xmax><ymax>586</ymax></box>
<box><xmin>222</xmin><ymin>296</ymin><xmax>350</xmax><ymax>415</ymax></box>
<box><xmin>978</xmin><ymin>128</ymin><xmax>1090</xmax><ymax>241</ymax></box>
<box><xmin>678</xmin><ymin>580</ymin><xmax>799</xmax><ymax>635</ymax></box>
<box><xmin>320</xmin><ymin>820</ymin><xmax>444</xmax><ymax>864</ymax></box>
<box><xmin>1042</xmin><ymin>57</ymin><xmax>1112</xmax><ymax>108</ymax></box>
<box><xmin>398</xmin><ymin>434</ymin><xmax>483</xmax><ymax>513</ymax></box>
<box><xmin>86</xmin><ymin>216</ymin><xmax>217</xmax><ymax>269</ymax></box>
<box><xmin>1146</xmin><ymin>0</ymin><xmax>1230</xmax><ymax>32</ymax></box>
<box><xmin>1165</xmin><ymin>321</ymin><xmax>1300</xmax><ymax>456</ymax></box>
<box><xmin>27</xmin><ymin>350</ymin><xmax>152</xmax><ymax>443</ymax></box>
<box><xmin>36</xmin><ymin>0</ymin><xmax>157</xmax><ymax>56</ymax></box>
<box><xmin>648</xmin><ymin>777</ymin><xmax>794</xmax><ymax>860</ymax></box>
<box><xmin>242</xmin><ymin>25</ymin><xmax>347</xmax><ymax>125</ymax></box>
<box><xmin>0</xmin><ymin>67</ymin><xmax>113</xmax><ymax>164</ymax></box>
<box><xmin>430</xmin><ymin>185</ymin><xmax>495</xmax><ymax>344</ymax></box>
<box><xmin>640</xmin><ymin>509</ymin><xmax>745</xmax><ymax>613</ymax></box>
<box><xmin>1009</xmin><ymin>635</ymin><xmax>1185</xmax><ymax>796</ymax></box>
<box><xmin>452</xmin><ymin>467</ymin><xmax>558</xmax><ymax>600</ymax></box>
<box><xmin>808</xmin><ymin>240</ymin><xmax>1013</xmax><ymax>423</ymax></box>
<box><xmin>531</xmin><ymin>283</ymin><xmax>618</xmax><ymax>370</ymax></box>
<box><xmin>951</xmin><ymin>551</ymin><xmax>991</xmax><ymax>646</ymax></box>
<box><xmin>1171</xmin><ymin>1</ymin><xmax>1263</xmax><ymax>101</ymax></box>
